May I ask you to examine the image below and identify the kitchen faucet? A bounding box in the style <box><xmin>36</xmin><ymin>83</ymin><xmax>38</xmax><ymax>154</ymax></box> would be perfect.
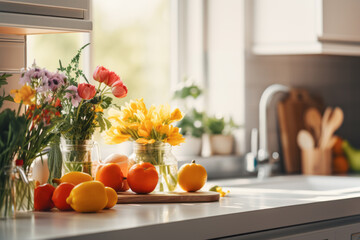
<box><xmin>246</xmin><ymin>84</ymin><xmax>290</xmax><ymax>179</ymax></box>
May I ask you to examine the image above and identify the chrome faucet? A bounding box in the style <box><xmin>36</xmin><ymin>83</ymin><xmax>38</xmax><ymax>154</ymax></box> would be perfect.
<box><xmin>246</xmin><ymin>84</ymin><xmax>290</xmax><ymax>179</ymax></box>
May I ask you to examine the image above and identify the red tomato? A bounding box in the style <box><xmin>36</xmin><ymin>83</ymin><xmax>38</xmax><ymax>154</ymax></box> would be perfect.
<box><xmin>34</xmin><ymin>183</ymin><xmax>55</xmax><ymax>211</ymax></box>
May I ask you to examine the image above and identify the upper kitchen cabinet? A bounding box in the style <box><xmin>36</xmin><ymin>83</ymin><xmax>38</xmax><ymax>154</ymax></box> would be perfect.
<box><xmin>0</xmin><ymin>0</ymin><xmax>92</xmax><ymax>35</ymax></box>
<box><xmin>251</xmin><ymin>0</ymin><xmax>360</xmax><ymax>56</ymax></box>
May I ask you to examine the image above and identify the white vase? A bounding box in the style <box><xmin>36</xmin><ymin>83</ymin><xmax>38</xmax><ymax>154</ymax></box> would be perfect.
<box><xmin>209</xmin><ymin>135</ymin><xmax>234</xmax><ymax>155</ymax></box>
<box><xmin>172</xmin><ymin>136</ymin><xmax>202</xmax><ymax>156</ymax></box>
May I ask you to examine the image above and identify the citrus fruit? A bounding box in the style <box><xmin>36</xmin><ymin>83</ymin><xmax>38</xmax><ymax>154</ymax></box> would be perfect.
<box><xmin>52</xmin><ymin>182</ymin><xmax>75</xmax><ymax>211</ymax></box>
<box><xmin>105</xmin><ymin>187</ymin><xmax>118</xmax><ymax>209</ymax></box>
<box><xmin>103</xmin><ymin>154</ymin><xmax>129</xmax><ymax>176</ymax></box>
<box><xmin>53</xmin><ymin>171</ymin><xmax>92</xmax><ymax>186</ymax></box>
<box><xmin>66</xmin><ymin>181</ymin><xmax>108</xmax><ymax>213</ymax></box>
<box><xmin>127</xmin><ymin>162</ymin><xmax>158</xmax><ymax>194</ymax></box>
<box><xmin>178</xmin><ymin>160</ymin><xmax>207</xmax><ymax>192</ymax></box>
<box><xmin>95</xmin><ymin>163</ymin><xmax>124</xmax><ymax>192</ymax></box>
<box><xmin>34</xmin><ymin>183</ymin><xmax>55</xmax><ymax>211</ymax></box>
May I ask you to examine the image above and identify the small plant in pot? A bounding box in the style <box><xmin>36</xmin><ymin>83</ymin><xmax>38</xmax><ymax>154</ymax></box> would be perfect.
<box><xmin>176</xmin><ymin>109</ymin><xmax>205</xmax><ymax>156</ymax></box>
<box><xmin>206</xmin><ymin>116</ymin><xmax>240</xmax><ymax>155</ymax></box>
<box><xmin>173</xmin><ymin>81</ymin><xmax>205</xmax><ymax>156</ymax></box>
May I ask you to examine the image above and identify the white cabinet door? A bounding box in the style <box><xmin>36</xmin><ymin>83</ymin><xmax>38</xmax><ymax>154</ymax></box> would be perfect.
<box><xmin>251</xmin><ymin>0</ymin><xmax>360</xmax><ymax>56</ymax></box>
<box><xmin>0</xmin><ymin>0</ymin><xmax>92</xmax><ymax>34</ymax></box>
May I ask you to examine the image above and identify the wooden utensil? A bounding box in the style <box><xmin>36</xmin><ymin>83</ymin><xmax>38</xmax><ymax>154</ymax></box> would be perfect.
<box><xmin>277</xmin><ymin>89</ymin><xmax>322</xmax><ymax>174</ymax></box>
<box><xmin>117</xmin><ymin>191</ymin><xmax>220</xmax><ymax>204</ymax></box>
<box><xmin>304</xmin><ymin>107</ymin><xmax>322</xmax><ymax>145</ymax></box>
<box><xmin>326</xmin><ymin>136</ymin><xmax>338</xmax><ymax>149</ymax></box>
<box><xmin>320</xmin><ymin>107</ymin><xmax>344</xmax><ymax>149</ymax></box>
<box><xmin>297</xmin><ymin>130</ymin><xmax>315</xmax><ymax>150</ymax></box>
<box><xmin>319</xmin><ymin>107</ymin><xmax>332</xmax><ymax>147</ymax></box>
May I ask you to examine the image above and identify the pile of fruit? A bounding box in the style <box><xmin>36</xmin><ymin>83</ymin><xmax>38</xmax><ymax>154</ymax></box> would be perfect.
<box><xmin>34</xmin><ymin>157</ymin><xmax>209</xmax><ymax>213</ymax></box>
<box><xmin>35</xmin><ymin>172</ymin><xmax>118</xmax><ymax>212</ymax></box>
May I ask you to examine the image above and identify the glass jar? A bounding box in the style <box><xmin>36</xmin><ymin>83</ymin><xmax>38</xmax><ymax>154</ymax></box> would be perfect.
<box><xmin>14</xmin><ymin>165</ymin><xmax>34</xmax><ymax>212</ymax></box>
<box><xmin>129</xmin><ymin>142</ymin><xmax>178</xmax><ymax>192</ymax></box>
<box><xmin>0</xmin><ymin>165</ymin><xmax>15</xmax><ymax>219</ymax></box>
<box><xmin>60</xmin><ymin>138</ymin><xmax>100</xmax><ymax>177</ymax></box>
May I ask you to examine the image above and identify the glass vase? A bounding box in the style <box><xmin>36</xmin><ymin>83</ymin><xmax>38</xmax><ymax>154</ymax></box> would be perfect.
<box><xmin>129</xmin><ymin>142</ymin><xmax>178</xmax><ymax>192</ymax></box>
<box><xmin>47</xmin><ymin>135</ymin><xmax>63</xmax><ymax>182</ymax></box>
<box><xmin>0</xmin><ymin>165</ymin><xmax>15</xmax><ymax>219</ymax></box>
<box><xmin>60</xmin><ymin>138</ymin><xmax>100</xmax><ymax>177</ymax></box>
<box><xmin>14</xmin><ymin>166</ymin><xmax>34</xmax><ymax>212</ymax></box>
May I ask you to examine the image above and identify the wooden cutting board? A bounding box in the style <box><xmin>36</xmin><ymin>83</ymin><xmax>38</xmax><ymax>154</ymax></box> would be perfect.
<box><xmin>277</xmin><ymin>89</ymin><xmax>322</xmax><ymax>174</ymax></box>
<box><xmin>117</xmin><ymin>191</ymin><xmax>220</xmax><ymax>204</ymax></box>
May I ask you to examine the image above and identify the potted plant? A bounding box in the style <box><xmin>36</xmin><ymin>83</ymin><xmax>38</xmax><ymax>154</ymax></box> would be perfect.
<box><xmin>175</xmin><ymin>109</ymin><xmax>205</xmax><ymax>156</ymax></box>
<box><xmin>172</xmin><ymin>81</ymin><xmax>205</xmax><ymax>156</ymax></box>
<box><xmin>206</xmin><ymin>116</ymin><xmax>240</xmax><ymax>155</ymax></box>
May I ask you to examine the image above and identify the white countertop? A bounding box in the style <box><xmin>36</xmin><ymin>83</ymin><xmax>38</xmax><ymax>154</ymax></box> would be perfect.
<box><xmin>2</xmin><ymin>176</ymin><xmax>360</xmax><ymax>240</ymax></box>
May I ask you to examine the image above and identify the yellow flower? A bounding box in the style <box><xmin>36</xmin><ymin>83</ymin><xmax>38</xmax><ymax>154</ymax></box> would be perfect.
<box><xmin>138</xmin><ymin>120</ymin><xmax>153</xmax><ymax>138</ymax></box>
<box><xmin>104</xmin><ymin>99</ymin><xmax>185</xmax><ymax>145</ymax></box>
<box><xmin>95</xmin><ymin>105</ymin><xmax>103</xmax><ymax>113</ymax></box>
<box><xmin>162</xmin><ymin>125</ymin><xmax>185</xmax><ymax>146</ymax></box>
<box><xmin>136</xmin><ymin>138</ymin><xmax>155</xmax><ymax>144</ymax></box>
<box><xmin>10</xmin><ymin>85</ymin><xmax>35</xmax><ymax>105</ymax></box>
<box><xmin>170</xmin><ymin>108</ymin><xmax>183</xmax><ymax>122</ymax></box>
<box><xmin>216</xmin><ymin>187</ymin><xmax>230</xmax><ymax>197</ymax></box>
<box><xmin>103</xmin><ymin>126</ymin><xmax>131</xmax><ymax>144</ymax></box>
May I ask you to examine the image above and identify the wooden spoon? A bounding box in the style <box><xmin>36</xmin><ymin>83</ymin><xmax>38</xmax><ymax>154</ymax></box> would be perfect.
<box><xmin>304</xmin><ymin>107</ymin><xmax>322</xmax><ymax>145</ymax></box>
<box><xmin>326</xmin><ymin>136</ymin><xmax>338</xmax><ymax>149</ymax></box>
<box><xmin>319</xmin><ymin>107</ymin><xmax>332</xmax><ymax>148</ymax></box>
<box><xmin>320</xmin><ymin>107</ymin><xmax>344</xmax><ymax>149</ymax></box>
<box><xmin>297</xmin><ymin>130</ymin><xmax>315</xmax><ymax>150</ymax></box>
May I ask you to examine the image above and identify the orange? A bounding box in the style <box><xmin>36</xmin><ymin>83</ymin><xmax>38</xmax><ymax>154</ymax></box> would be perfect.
<box><xmin>95</xmin><ymin>163</ymin><xmax>124</xmax><ymax>192</ymax></box>
<box><xmin>52</xmin><ymin>182</ymin><xmax>75</xmax><ymax>211</ymax></box>
<box><xmin>178</xmin><ymin>160</ymin><xmax>207</xmax><ymax>192</ymax></box>
<box><xmin>332</xmin><ymin>136</ymin><xmax>344</xmax><ymax>156</ymax></box>
<box><xmin>104</xmin><ymin>187</ymin><xmax>118</xmax><ymax>209</ymax></box>
<box><xmin>127</xmin><ymin>162</ymin><xmax>158</xmax><ymax>194</ymax></box>
<box><xmin>333</xmin><ymin>155</ymin><xmax>349</xmax><ymax>174</ymax></box>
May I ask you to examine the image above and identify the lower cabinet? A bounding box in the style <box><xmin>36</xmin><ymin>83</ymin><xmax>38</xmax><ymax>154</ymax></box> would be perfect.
<box><xmin>222</xmin><ymin>215</ymin><xmax>360</xmax><ymax>240</ymax></box>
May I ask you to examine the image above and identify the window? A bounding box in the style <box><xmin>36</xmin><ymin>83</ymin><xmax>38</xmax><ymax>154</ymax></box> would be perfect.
<box><xmin>27</xmin><ymin>0</ymin><xmax>173</xmax><ymax>157</ymax></box>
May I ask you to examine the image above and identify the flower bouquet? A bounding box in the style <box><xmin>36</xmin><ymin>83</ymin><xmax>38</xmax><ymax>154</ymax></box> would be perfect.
<box><xmin>7</xmin><ymin>66</ymin><xmax>62</xmax><ymax>211</ymax></box>
<box><xmin>103</xmin><ymin>99</ymin><xmax>185</xmax><ymax>192</ymax></box>
<box><xmin>54</xmin><ymin>44</ymin><xmax>128</xmax><ymax>176</ymax></box>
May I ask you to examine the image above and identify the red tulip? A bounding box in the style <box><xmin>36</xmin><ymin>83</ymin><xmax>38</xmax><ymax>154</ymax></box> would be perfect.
<box><xmin>106</xmin><ymin>71</ymin><xmax>120</xmax><ymax>87</ymax></box>
<box><xmin>77</xmin><ymin>83</ymin><xmax>96</xmax><ymax>100</ymax></box>
<box><xmin>112</xmin><ymin>81</ymin><xmax>128</xmax><ymax>98</ymax></box>
<box><xmin>93</xmin><ymin>66</ymin><xmax>110</xmax><ymax>83</ymax></box>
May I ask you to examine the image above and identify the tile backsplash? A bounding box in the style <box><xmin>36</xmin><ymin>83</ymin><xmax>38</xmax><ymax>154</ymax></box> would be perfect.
<box><xmin>245</xmin><ymin>54</ymin><xmax>360</xmax><ymax>160</ymax></box>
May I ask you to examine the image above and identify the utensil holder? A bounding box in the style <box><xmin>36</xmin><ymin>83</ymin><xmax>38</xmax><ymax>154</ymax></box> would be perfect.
<box><xmin>301</xmin><ymin>148</ymin><xmax>332</xmax><ymax>175</ymax></box>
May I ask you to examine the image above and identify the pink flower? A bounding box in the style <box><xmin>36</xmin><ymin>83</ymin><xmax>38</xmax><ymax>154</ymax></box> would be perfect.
<box><xmin>106</xmin><ymin>71</ymin><xmax>120</xmax><ymax>87</ymax></box>
<box><xmin>93</xmin><ymin>66</ymin><xmax>110</xmax><ymax>83</ymax></box>
<box><xmin>111</xmin><ymin>81</ymin><xmax>128</xmax><ymax>98</ymax></box>
<box><xmin>77</xmin><ymin>83</ymin><xmax>96</xmax><ymax>100</ymax></box>
<box><xmin>47</xmin><ymin>72</ymin><xmax>66</xmax><ymax>91</ymax></box>
<box><xmin>64</xmin><ymin>85</ymin><xmax>82</xmax><ymax>107</ymax></box>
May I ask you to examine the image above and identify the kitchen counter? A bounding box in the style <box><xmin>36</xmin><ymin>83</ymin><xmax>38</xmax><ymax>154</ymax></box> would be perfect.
<box><xmin>2</xmin><ymin>176</ymin><xmax>360</xmax><ymax>240</ymax></box>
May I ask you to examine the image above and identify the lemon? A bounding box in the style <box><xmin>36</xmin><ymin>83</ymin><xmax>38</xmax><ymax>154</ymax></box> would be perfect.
<box><xmin>66</xmin><ymin>181</ymin><xmax>108</xmax><ymax>212</ymax></box>
<box><xmin>178</xmin><ymin>160</ymin><xmax>207</xmax><ymax>192</ymax></box>
<box><xmin>105</xmin><ymin>187</ymin><xmax>118</xmax><ymax>209</ymax></box>
<box><xmin>53</xmin><ymin>171</ymin><xmax>93</xmax><ymax>185</ymax></box>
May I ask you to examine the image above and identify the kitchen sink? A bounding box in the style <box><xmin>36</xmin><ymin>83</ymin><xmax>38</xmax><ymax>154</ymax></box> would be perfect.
<box><xmin>215</xmin><ymin>175</ymin><xmax>360</xmax><ymax>195</ymax></box>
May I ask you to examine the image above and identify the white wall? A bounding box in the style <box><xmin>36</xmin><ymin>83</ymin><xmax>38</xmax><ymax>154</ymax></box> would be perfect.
<box><xmin>206</xmin><ymin>0</ymin><xmax>245</xmax><ymax>154</ymax></box>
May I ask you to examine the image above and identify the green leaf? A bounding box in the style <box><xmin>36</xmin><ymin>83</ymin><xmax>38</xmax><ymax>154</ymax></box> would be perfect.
<box><xmin>104</xmin><ymin>118</ymin><xmax>112</xmax><ymax>129</ymax></box>
<box><xmin>209</xmin><ymin>185</ymin><xmax>219</xmax><ymax>192</ymax></box>
<box><xmin>100</xmin><ymin>96</ymin><xmax>113</xmax><ymax>109</ymax></box>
